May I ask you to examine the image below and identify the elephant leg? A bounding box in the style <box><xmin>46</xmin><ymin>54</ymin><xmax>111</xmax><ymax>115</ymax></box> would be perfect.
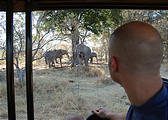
<box><xmin>76</xmin><ymin>58</ymin><xmax>79</xmax><ymax>65</ymax></box>
<box><xmin>90</xmin><ymin>57</ymin><xmax>93</xmax><ymax>63</ymax></box>
<box><xmin>49</xmin><ymin>61</ymin><xmax>51</xmax><ymax>68</ymax></box>
<box><xmin>79</xmin><ymin>57</ymin><xmax>83</xmax><ymax>65</ymax></box>
<box><xmin>51</xmin><ymin>60</ymin><xmax>55</xmax><ymax>67</ymax></box>
<box><xmin>84</xmin><ymin>57</ymin><xmax>89</xmax><ymax>66</ymax></box>
<box><xmin>55</xmin><ymin>58</ymin><xmax>58</xmax><ymax>63</ymax></box>
<box><xmin>78</xmin><ymin>56</ymin><xmax>81</xmax><ymax>66</ymax></box>
<box><xmin>71</xmin><ymin>60</ymin><xmax>75</xmax><ymax>67</ymax></box>
<box><xmin>77</xmin><ymin>54</ymin><xmax>83</xmax><ymax>67</ymax></box>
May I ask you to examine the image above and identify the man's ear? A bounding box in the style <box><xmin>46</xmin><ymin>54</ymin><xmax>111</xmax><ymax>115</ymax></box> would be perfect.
<box><xmin>110</xmin><ymin>56</ymin><xmax>118</xmax><ymax>72</ymax></box>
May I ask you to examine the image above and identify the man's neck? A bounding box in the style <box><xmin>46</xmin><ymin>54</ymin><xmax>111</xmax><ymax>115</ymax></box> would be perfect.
<box><xmin>122</xmin><ymin>75</ymin><xmax>163</xmax><ymax>106</ymax></box>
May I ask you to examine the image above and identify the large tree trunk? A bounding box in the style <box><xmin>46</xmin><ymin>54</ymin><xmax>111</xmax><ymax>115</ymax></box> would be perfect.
<box><xmin>71</xmin><ymin>28</ymin><xmax>79</xmax><ymax>67</ymax></box>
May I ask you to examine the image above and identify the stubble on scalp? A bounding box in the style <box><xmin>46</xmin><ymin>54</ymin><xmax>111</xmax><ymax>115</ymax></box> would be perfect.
<box><xmin>108</xmin><ymin>21</ymin><xmax>163</xmax><ymax>76</ymax></box>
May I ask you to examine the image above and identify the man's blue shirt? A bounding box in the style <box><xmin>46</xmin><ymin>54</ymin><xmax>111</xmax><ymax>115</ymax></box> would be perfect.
<box><xmin>126</xmin><ymin>84</ymin><xmax>168</xmax><ymax>120</ymax></box>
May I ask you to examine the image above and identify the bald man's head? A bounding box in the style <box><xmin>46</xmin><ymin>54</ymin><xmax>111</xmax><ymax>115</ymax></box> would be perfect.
<box><xmin>109</xmin><ymin>21</ymin><xmax>162</xmax><ymax>76</ymax></box>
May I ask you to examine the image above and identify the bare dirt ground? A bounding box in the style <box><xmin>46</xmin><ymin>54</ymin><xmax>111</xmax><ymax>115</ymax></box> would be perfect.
<box><xmin>0</xmin><ymin>61</ymin><xmax>168</xmax><ymax>120</ymax></box>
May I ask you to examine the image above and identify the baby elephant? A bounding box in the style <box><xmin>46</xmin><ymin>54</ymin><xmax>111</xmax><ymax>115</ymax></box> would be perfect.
<box><xmin>89</xmin><ymin>52</ymin><xmax>98</xmax><ymax>64</ymax></box>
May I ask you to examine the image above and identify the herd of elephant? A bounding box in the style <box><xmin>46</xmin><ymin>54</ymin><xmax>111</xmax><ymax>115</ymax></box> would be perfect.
<box><xmin>44</xmin><ymin>43</ymin><xmax>98</xmax><ymax>68</ymax></box>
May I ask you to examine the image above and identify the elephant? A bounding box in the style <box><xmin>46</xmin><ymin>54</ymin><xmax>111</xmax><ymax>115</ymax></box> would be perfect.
<box><xmin>44</xmin><ymin>50</ymin><xmax>55</xmax><ymax>68</ymax></box>
<box><xmin>89</xmin><ymin>52</ymin><xmax>98</xmax><ymax>64</ymax></box>
<box><xmin>54</xmin><ymin>49</ymin><xmax>69</xmax><ymax>67</ymax></box>
<box><xmin>71</xmin><ymin>43</ymin><xmax>91</xmax><ymax>67</ymax></box>
<box><xmin>44</xmin><ymin>49</ymin><xmax>69</xmax><ymax>68</ymax></box>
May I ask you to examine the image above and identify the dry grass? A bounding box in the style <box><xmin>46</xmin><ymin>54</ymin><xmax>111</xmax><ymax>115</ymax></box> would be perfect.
<box><xmin>97</xmin><ymin>75</ymin><xmax>115</xmax><ymax>86</ymax></box>
<box><xmin>0</xmin><ymin>63</ymin><xmax>129</xmax><ymax>120</ymax></box>
<box><xmin>0</xmin><ymin>82</ymin><xmax>7</xmax><ymax>98</ymax></box>
<box><xmin>0</xmin><ymin>71</ymin><xmax>5</xmax><ymax>82</ymax></box>
<box><xmin>69</xmin><ymin>66</ymin><xmax>105</xmax><ymax>77</ymax></box>
<box><xmin>2</xmin><ymin>62</ymin><xmax>168</xmax><ymax>119</ymax></box>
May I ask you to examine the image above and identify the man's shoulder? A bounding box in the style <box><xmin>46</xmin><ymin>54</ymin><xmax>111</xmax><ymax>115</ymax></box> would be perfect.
<box><xmin>126</xmin><ymin>83</ymin><xmax>168</xmax><ymax>120</ymax></box>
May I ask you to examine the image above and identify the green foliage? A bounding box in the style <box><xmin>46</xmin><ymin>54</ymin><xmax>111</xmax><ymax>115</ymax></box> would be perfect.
<box><xmin>43</xmin><ymin>9</ymin><xmax>122</xmax><ymax>35</ymax></box>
